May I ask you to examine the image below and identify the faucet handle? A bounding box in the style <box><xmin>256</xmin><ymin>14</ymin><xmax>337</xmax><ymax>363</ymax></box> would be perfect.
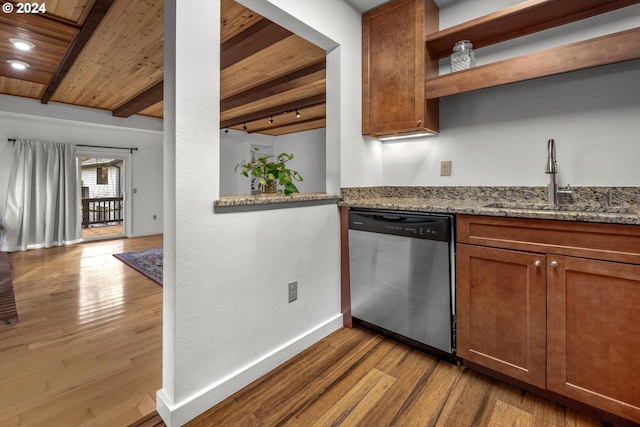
<box><xmin>558</xmin><ymin>183</ymin><xmax>571</xmax><ymax>191</ymax></box>
<box><xmin>557</xmin><ymin>183</ymin><xmax>573</xmax><ymax>201</ymax></box>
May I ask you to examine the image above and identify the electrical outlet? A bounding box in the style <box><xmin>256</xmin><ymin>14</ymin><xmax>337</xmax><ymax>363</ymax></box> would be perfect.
<box><xmin>440</xmin><ymin>160</ymin><xmax>452</xmax><ymax>176</ymax></box>
<box><xmin>288</xmin><ymin>281</ymin><xmax>298</xmax><ymax>303</ymax></box>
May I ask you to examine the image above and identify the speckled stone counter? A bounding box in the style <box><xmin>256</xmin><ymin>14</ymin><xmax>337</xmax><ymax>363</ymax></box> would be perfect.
<box><xmin>340</xmin><ymin>186</ymin><xmax>640</xmax><ymax>225</ymax></box>
<box><xmin>215</xmin><ymin>192</ymin><xmax>341</xmax><ymax>209</ymax></box>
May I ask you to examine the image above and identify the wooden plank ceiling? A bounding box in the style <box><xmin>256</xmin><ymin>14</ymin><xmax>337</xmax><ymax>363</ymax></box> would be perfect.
<box><xmin>0</xmin><ymin>0</ymin><xmax>327</xmax><ymax>135</ymax></box>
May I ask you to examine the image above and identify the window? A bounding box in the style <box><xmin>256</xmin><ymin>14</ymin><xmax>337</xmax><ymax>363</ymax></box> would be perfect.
<box><xmin>97</xmin><ymin>166</ymin><xmax>109</xmax><ymax>185</ymax></box>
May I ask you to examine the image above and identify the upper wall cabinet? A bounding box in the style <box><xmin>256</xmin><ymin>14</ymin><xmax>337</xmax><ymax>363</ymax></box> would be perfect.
<box><xmin>424</xmin><ymin>0</ymin><xmax>640</xmax><ymax>99</ymax></box>
<box><xmin>362</xmin><ymin>0</ymin><xmax>439</xmax><ymax>137</ymax></box>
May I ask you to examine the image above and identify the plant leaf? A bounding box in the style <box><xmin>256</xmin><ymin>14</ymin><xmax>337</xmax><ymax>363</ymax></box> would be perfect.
<box><xmin>284</xmin><ymin>183</ymin><xmax>299</xmax><ymax>195</ymax></box>
<box><xmin>236</xmin><ymin>151</ymin><xmax>302</xmax><ymax>190</ymax></box>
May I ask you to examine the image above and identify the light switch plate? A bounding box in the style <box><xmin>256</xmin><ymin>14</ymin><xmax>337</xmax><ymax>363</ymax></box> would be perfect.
<box><xmin>440</xmin><ymin>161</ymin><xmax>452</xmax><ymax>176</ymax></box>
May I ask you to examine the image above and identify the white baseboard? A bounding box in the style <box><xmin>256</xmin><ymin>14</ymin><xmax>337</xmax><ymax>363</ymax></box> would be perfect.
<box><xmin>128</xmin><ymin>230</ymin><xmax>163</xmax><ymax>238</ymax></box>
<box><xmin>156</xmin><ymin>313</ymin><xmax>343</xmax><ymax>427</ymax></box>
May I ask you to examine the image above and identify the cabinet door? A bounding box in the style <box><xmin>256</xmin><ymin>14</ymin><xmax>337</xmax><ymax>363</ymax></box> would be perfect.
<box><xmin>457</xmin><ymin>244</ymin><xmax>547</xmax><ymax>388</ymax></box>
<box><xmin>547</xmin><ymin>256</ymin><xmax>640</xmax><ymax>423</ymax></box>
<box><xmin>362</xmin><ymin>0</ymin><xmax>439</xmax><ymax>136</ymax></box>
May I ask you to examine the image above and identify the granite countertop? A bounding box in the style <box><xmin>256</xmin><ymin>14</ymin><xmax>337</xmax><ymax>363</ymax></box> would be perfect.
<box><xmin>214</xmin><ymin>187</ymin><xmax>640</xmax><ymax>225</ymax></box>
<box><xmin>340</xmin><ymin>186</ymin><xmax>640</xmax><ymax>225</ymax></box>
<box><xmin>215</xmin><ymin>192</ymin><xmax>341</xmax><ymax>208</ymax></box>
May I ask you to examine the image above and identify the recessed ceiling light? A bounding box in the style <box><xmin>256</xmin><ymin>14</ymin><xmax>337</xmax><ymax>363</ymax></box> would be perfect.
<box><xmin>9</xmin><ymin>38</ymin><xmax>35</xmax><ymax>51</ymax></box>
<box><xmin>7</xmin><ymin>59</ymin><xmax>30</xmax><ymax>70</ymax></box>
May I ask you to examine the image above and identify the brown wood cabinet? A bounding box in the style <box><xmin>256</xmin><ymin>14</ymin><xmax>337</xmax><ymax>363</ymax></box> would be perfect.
<box><xmin>456</xmin><ymin>214</ymin><xmax>640</xmax><ymax>424</ymax></box>
<box><xmin>362</xmin><ymin>0</ymin><xmax>439</xmax><ymax>137</ymax></box>
<box><xmin>547</xmin><ymin>256</ymin><xmax>640</xmax><ymax>423</ymax></box>
<box><xmin>456</xmin><ymin>244</ymin><xmax>547</xmax><ymax>389</ymax></box>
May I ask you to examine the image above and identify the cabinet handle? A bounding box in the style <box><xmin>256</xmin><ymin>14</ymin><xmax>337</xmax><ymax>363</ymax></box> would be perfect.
<box><xmin>550</xmin><ymin>260</ymin><xmax>559</xmax><ymax>268</ymax></box>
<box><xmin>534</xmin><ymin>260</ymin><xmax>541</xmax><ymax>267</ymax></box>
<box><xmin>417</xmin><ymin>119</ymin><xmax>422</xmax><ymax>126</ymax></box>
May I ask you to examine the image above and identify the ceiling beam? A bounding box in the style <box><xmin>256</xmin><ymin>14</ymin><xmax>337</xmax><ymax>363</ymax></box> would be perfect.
<box><xmin>221</xmin><ymin>60</ymin><xmax>326</xmax><ymax>112</ymax></box>
<box><xmin>221</xmin><ymin>19</ymin><xmax>293</xmax><ymax>69</ymax></box>
<box><xmin>112</xmin><ymin>81</ymin><xmax>164</xmax><ymax>118</ymax></box>
<box><xmin>40</xmin><ymin>0</ymin><xmax>115</xmax><ymax>104</ymax></box>
<box><xmin>220</xmin><ymin>93</ymin><xmax>326</xmax><ymax>129</ymax></box>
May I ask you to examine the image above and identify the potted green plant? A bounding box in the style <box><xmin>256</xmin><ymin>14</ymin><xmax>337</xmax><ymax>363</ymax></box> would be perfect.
<box><xmin>236</xmin><ymin>150</ymin><xmax>303</xmax><ymax>195</ymax></box>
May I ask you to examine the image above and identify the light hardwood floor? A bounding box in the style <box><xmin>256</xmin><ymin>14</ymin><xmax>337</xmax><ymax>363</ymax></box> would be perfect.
<box><xmin>0</xmin><ymin>235</ymin><xmax>162</xmax><ymax>427</ymax></box>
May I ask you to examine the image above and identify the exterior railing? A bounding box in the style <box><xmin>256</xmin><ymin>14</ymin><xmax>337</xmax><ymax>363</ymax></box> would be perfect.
<box><xmin>82</xmin><ymin>197</ymin><xmax>123</xmax><ymax>228</ymax></box>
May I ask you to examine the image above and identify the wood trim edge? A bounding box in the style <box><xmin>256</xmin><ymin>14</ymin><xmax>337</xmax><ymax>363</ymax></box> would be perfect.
<box><xmin>340</xmin><ymin>206</ymin><xmax>352</xmax><ymax>328</ymax></box>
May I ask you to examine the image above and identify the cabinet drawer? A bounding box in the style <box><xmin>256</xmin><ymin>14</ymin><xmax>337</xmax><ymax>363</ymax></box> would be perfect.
<box><xmin>457</xmin><ymin>214</ymin><xmax>640</xmax><ymax>264</ymax></box>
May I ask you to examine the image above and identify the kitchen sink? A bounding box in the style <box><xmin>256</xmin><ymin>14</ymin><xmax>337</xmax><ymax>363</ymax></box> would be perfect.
<box><xmin>482</xmin><ymin>202</ymin><xmax>636</xmax><ymax>214</ymax></box>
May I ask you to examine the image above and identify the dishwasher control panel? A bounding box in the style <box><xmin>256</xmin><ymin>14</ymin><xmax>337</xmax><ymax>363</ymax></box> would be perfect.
<box><xmin>348</xmin><ymin>209</ymin><xmax>451</xmax><ymax>242</ymax></box>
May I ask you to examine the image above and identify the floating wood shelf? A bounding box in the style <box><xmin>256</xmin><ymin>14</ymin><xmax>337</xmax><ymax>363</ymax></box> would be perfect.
<box><xmin>425</xmin><ymin>0</ymin><xmax>640</xmax><ymax>60</ymax></box>
<box><xmin>425</xmin><ymin>27</ymin><xmax>640</xmax><ymax>99</ymax></box>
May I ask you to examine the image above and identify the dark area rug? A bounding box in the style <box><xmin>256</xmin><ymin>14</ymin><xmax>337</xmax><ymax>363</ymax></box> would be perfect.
<box><xmin>114</xmin><ymin>248</ymin><xmax>163</xmax><ymax>286</ymax></box>
<box><xmin>0</xmin><ymin>252</ymin><xmax>19</xmax><ymax>326</ymax></box>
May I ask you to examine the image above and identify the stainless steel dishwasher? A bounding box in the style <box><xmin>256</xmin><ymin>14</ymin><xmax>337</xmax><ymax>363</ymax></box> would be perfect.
<box><xmin>348</xmin><ymin>209</ymin><xmax>455</xmax><ymax>356</ymax></box>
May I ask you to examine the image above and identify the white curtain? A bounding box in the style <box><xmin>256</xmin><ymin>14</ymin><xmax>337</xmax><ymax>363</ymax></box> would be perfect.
<box><xmin>1</xmin><ymin>139</ymin><xmax>81</xmax><ymax>251</ymax></box>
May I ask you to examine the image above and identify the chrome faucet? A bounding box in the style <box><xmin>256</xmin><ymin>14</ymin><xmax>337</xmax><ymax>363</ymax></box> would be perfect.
<box><xmin>545</xmin><ymin>138</ymin><xmax>558</xmax><ymax>204</ymax></box>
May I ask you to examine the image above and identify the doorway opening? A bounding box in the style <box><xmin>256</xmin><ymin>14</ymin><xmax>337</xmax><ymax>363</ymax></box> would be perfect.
<box><xmin>79</xmin><ymin>156</ymin><xmax>126</xmax><ymax>240</ymax></box>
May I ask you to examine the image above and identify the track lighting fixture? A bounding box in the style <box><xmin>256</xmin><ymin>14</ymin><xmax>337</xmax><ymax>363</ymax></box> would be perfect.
<box><xmin>229</xmin><ymin>104</ymin><xmax>317</xmax><ymax>130</ymax></box>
